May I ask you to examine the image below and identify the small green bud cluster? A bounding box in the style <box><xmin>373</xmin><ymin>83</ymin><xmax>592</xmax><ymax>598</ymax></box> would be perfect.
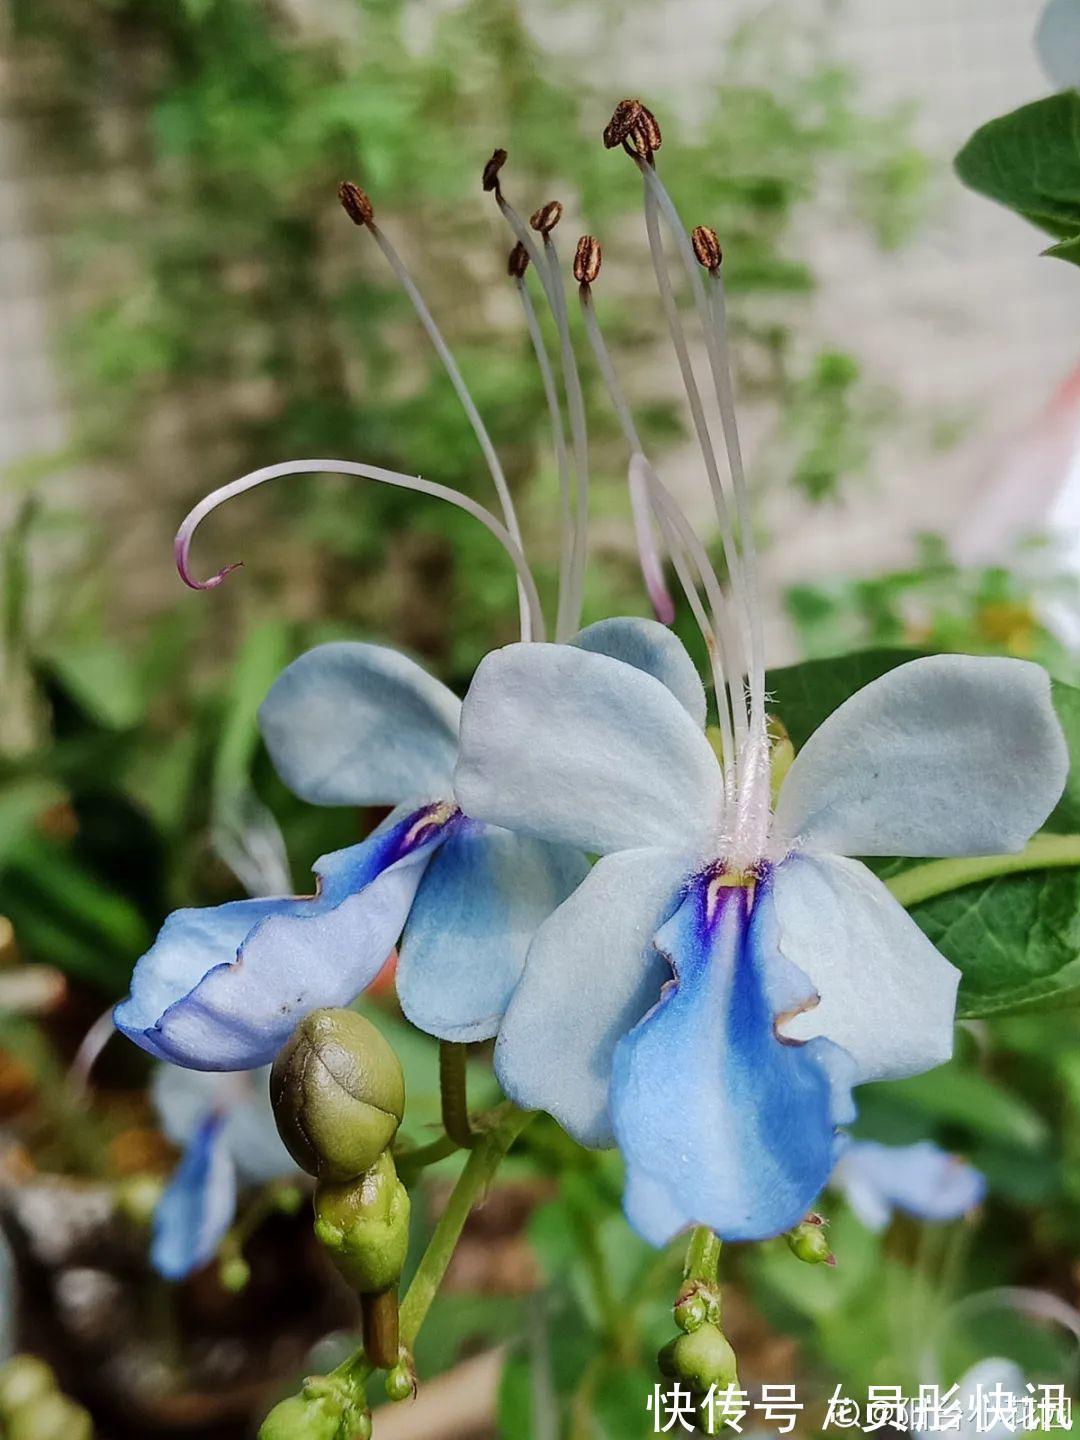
<box><xmin>270</xmin><ymin>1009</ymin><xmax>410</xmax><ymax>1371</ymax></box>
<box><xmin>0</xmin><ymin>1355</ymin><xmax>94</xmax><ymax>1440</ymax></box>
<box><xmin>259</xmin><ymin>1377</ymin><xmax>372</xmax><ymax>1440</ymax></box>
<box><xmin>658</xmin><ymin>1280</ymin><xmax>738</xmax><ymax>1437</ymax></box>
<box><xmin>785</xmin><ymin>1212</ymin><xmax>834</xmax><ymax>1265</ymax></box>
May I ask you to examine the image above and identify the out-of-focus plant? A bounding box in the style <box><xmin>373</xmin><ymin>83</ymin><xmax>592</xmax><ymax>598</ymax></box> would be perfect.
<box><xmin>956</xmin><ymin>0</ymin><xmax>1080</xmax><ymax>266</ymax></box>
<box><xmin>2</xmin><ymin>0</ymin><xmax>933</xmax><ymax>1001</ymax></box>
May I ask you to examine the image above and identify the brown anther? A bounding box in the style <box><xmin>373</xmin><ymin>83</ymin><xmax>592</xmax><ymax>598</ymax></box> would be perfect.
<box><xmin>338</xmin><ymin>180</ymin><xmax>374</xmax><ymax>227</ymax></box>
<box><xmin>634</xmin><ymin>102</ymin><xmax>663</xmax><ymax>155</ymax></box>
<box><xmin>692</xmin><ymin>224</ymin><xmax>722</xmax><ymax>272</ymax></box>
<box><xmin>603</xmin><ymin>98</ymin><xmax>643</xmax><ymax>149</ymax></box>
<box><xmin>573</xmin><ymin>234</ymin><xmax>602</xmax><ymax>285</ymax></box>
<box><xmin>507</xmin><ymin>242</ymin><xmax>530</xmax><ymax>279</ymax></box>
<box><xmin>482</xmin><ymin>148</ymin><xmax>507</xmax><ymax>193</ymax></box>
<box><xmin>529</xmin><ymin>200</ymin><xmax>564</xmax><ymax>236</ymax></box>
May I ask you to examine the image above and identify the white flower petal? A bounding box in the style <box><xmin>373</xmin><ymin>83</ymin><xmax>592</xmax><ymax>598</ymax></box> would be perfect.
<box><xmin>455</xmin><ymin>643</ymin><xmax>723</xmax><ymax>855</ymax></box>
<box><xmin>771</xmin><ymin>853</ymin><xmax>960</xmax><ymax>1084</ymax></box>
<box><xmin>774</xmin><ymin>655</ymin><xmax>1068</xmax><ymax>857</ymax></box>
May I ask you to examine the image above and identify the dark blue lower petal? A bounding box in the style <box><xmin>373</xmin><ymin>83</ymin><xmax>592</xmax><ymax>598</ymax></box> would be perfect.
<box><xmin>611</xmin><ymin>870</ymin><xmax>855</xmax><ymax>1245</ymax></box>
<box><xmin>116</xmin><ymin>803</ymin><xmax>455</xmax><ymax>1070</ymax></box>
<box><xmin>151</xmin><ymin>1114</ymin><xmax>237</xmax><ymax>1280</ymax></box>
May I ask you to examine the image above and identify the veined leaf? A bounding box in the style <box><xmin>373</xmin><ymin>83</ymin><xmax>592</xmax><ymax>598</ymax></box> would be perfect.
<box><xmin>955</xmin><ymin>92</ymin><xmax>1080</xmax><ymax>268</ymax></box>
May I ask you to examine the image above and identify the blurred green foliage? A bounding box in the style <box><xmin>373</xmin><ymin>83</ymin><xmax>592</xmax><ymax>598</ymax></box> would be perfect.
<box><xmin>2</xmin><ymin>0</ymin><xmax>930</xmax><ymax>998</ymax></box>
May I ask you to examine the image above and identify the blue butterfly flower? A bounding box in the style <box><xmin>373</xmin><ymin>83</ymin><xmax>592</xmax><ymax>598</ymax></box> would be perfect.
<box><xmin>454</xmin><ymin>631</ymin><xmax>1067</xmax><ymax>1244</ymax></box>
<box><xmin>150</xmin><ymin>1064</ymin><xmax>296</xmax><ymax>1280</ymax></box>
<box><xmin>115</xmin><ymin>642</ymin><xmax>587</xmax><ymax>1070</ymax></box>
<box><xmin>831</xmin><ymin>1139</ymin><xmax>985</xmax><ymax>1230</ymax></box>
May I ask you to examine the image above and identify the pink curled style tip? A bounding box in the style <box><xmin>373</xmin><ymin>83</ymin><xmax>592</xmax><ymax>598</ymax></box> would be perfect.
<box><xmin>174</xmin><ymin>522</ymin><xmax>243</xmax><ymax>591</ymax></box>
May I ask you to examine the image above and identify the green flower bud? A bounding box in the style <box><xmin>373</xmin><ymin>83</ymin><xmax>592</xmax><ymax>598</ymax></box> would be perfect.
<box><xmin>0</xmin><ymin>1356</ymin><xmax>56</xmax><ymax>1415</ymax></box>
<box><xmin>258</xmin><ymin>1394</ymin><xmax>344</xmax><ymax>1440</ymax></box>
<box><xmin>673</xmin><ymin>1289</ymin><xmax>709</xmax><ymax>1334</ymax></box>
<box><xmin>786</xmin><ymin>1214</ymin><xmax>833</xmax><ymax>1265</ymax></box>
<box><xmin>7</xmin><ymin>1393</ymin><xmax>93</xmax><ymax>1440</ymax></box>
<box><xmin>384</xmin><ymin>1359</ymin><xmax>416</xmax><ymax>1403</ymax></box>
<box><xmin>313</xmin><ymin>1151</ymin><xmax>410</xmax><ymax>1294</ymax></box>
<box><xmin>271</xmin><ymin>1009</ymin><xmax>405</xmax><ymax>1183</ymax></box>
<box><xmin>658</xmin><ymin>1324</ymin><xmax>738</xmax><ymax>1396</ymax></box>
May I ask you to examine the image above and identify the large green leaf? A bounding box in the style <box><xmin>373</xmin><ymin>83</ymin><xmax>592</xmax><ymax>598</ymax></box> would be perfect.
<box><xmin>767</xmin><ymin>646</ymin><xmax>923</xmax><ymax>747</ymax></box>
<box><xmin>954</xmin><ymin>92</ymin><xmax>1080</xmax><ymax>267</ymax></box>
<box><xmin>915</xmin><ymin>867</ymin><xmax>1080</xmax><ymax>1017</ymax></box>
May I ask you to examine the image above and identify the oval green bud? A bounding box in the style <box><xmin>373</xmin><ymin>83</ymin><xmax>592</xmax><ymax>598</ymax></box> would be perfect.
<box><xmin>313</xmin><ymin>1151</ymin><xmax>410</xmax><ymax>1294</ymax></box>
<box><xmin>786</xmin><ymin>1218</ymin><xmax>832</xmax><ymax>1264</ymax></box>
<box><xmin>271</xmin><ymin>1009</ymin><xmax>406</xmax><ymax>1182</ymax></box>
<box><xmin>7</xmin><ymin>1393</ymin><xmax>93</xmax><ymax>1440</ymax></box>
<box><xmin>673</xmin><ymin>1291</ymin><xmax>709</xmax><ymax>1333</ymax></box>
<box><xmin>114</xmin><ymin>1175</ymin><xmax>165</xmax><ymax>1226</ymax></box>
<box><xmin>661</xmin><ymin>1324</ymin><xmax>738</xmax><ymax>1395</ymax></box>
<box><xmin>0</xmin><ymin>1357</ymin><xmax>56</xmax><ymax>1415</ymax></box>
<box><xmin>385</xmin><ymin>1360</ymin><xmax>416</xmax><ymax>1403</ymax></box>
<box><xmin>258</xmin><ymin>1394</ymin><xmax>343</xmax><ymax>1440</ymax></box>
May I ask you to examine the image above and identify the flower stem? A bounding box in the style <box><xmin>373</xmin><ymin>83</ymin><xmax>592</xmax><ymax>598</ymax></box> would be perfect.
<box><xmin>325</xmin><ymin>1104</ymin><xmax>532</xmax><ymax>1398</ymax></box>
<box><xmin>400</xmin><ymin>1103</ymin><xmax>533</xmax><ymax>1346</ymax></box>
<box><xmin>683</xmin><ymin>1226</ymin><xmax>722</xmax><ymax>1288</ymax></box>
<box><xmin>439</xmin><ymin>1040</ymin><xmax>476</xmax><ymax>1149</ymax></box>
<box><xmin>886</xmin><ymin>833</ymin><xmax>1080</xmax><ymax>909</ymax></box>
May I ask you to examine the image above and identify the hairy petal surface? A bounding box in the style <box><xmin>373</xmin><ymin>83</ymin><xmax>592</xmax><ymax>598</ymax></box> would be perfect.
<box><xmin>116</xmin><ymin>805</ymin><xmax>452</xmax><ymax>1070</ymax></box>
<box><xmin>260</xmin><ymin>641</ymin><xmax>461</xmax><ymax>807</ymax></box>
<box><xmin>456</xmin><ymin>643</ymin><xmax>724</xmax><ymax>855</ymax></box>
<box><xmin>833</xmin><ymin>1140</ymin><xmax>985</xmax><ymax>1231</ymax></box>
<box><xmin>773</xmin><ymin>655</ymin><xmax>1068</xmax><ymax>857</ymax></box>
<box><xmin>571</xmin><ymin>617</ymin><xmax>707</xmax><ymax>729</ymax></box>
<box><xmin>612</xmin><ymin>876</ymin><xmax>855</xmax><ymax>1246</ymax></box>
<box><xmin>772</xmin><ymin>853</ymin><xmax>959</xmax><ymax>1084</ymax></box>
<box><xmin>494</xmin><ymin>848</ymin><xmax>692</xmax><ymax>1148</ymax></box>
<box><xmin>151</xmin><ymin>1115</ymin><xmax>237</xmax><ymax>1281</ymax></box>
<box><xmin>397</xmin><ymin>822</ymin><xmax>589</xmax><ymax>1043</ymax></box>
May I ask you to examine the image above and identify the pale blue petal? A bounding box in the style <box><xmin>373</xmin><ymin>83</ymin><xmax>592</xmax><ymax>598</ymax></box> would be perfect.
<box><xmin>771</xmin><ymin>853</ymin><xmax>959</xmax><ymax>1085</ymax></box>
<box><xmin>259</xmin><ymin>642</ymin><xmax>461</xmax><ymax>807</ymax></box>
<box><xmin>152</xmin><ymin>1066</ymin><xmax>294</xmax><ymax>1183</ymax></box>
<box><xmin>773</xmin><ymin>655</ymin><xmax>1068</xmax><ymax>857</ymax></box>
<box><xmin>612</xmin><ymin>874</ymin><xmax>855</xmax><ymax>1245</ymax></box>
<box><xmin>221</xmin><ymin>1070</ymin><xmax>298</xmax><ymax>1183</ymax></box>
<box><xmin>833</xmin><ymin>1141</ymin><xmax>985</xmax><ymax>1231</ymax></box>
<box><xmin>151</xmin><ymin>1115</ymin><xmax>237</xmax><ymax>1280</ymax></box>
<box><xmin>397</xmin><ymin>822</ymin><xmax>589</xmax><ymax>1043</ymax></box>
<box><xmin>116</xmin><ymin>805</ymin><xmax>452</xmax><ymax>1070</ymax></box>
<box><xmin>456</xmin><ymin>643</ymin><xmax>724</xmax><ymax>856</ymax></box>
<box><xmin>1037</xmin><ymin>0</ymin><xmax>1080</xmax><ymax>90</ymax></box>
<box><xmin>494</xmin><ymin>848</ymin><xmax>693</xmax><ymax>1147</ymax></box>
<box><xmin>571</xmin><ymin>618</ymin><xmax>707</xmax><ymax>729</ymax></box>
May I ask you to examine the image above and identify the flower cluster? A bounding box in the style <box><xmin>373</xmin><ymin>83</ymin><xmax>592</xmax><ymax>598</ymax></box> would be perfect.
<box><xmin>115</xmin><ymin>100</ymin><xmax>1068</xmax><ymax>1250</ymax></box>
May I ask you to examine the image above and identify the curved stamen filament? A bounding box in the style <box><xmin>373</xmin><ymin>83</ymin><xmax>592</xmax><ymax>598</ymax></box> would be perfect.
<box><xmin>514</xmin><ymin>272</ymin><xmax>575</xmax><ymax>641</ymax></box>
<box><xmin>578</xmin><ymin>289</ymin><xmax>675</xmax><ymax>625</ymax></box>
<box><xmin>493</xmin><ymin>184</ymin><xmax>590</xmax><ymax>640</ymax></box>
<box><xmin>174</xmin><ymin>459</ymin><xmax>545</xmax><ymax>643</ymax></box>
<box><xmin>541</xmin><ymin>230</ymin><xmax>590</xmax><ymax>639</ymax></box>
<box><xmin>577</xmin><ymin>284</ymin><xmax>744</xmax><ymax>791</ymax></box>
<box><xmin>640</xmin><ymin>163</ymin><xmax>766</xmax><ymax>734</ymax></box>
<box><xmin>639</xmin><ymin>173</ymin><xmax>753</xmax><ymax>720</ymax></box>
<box><xmin>360</xmin><ymin>220</ymin><xmax>531</xmax><ymax>639</ymax></box>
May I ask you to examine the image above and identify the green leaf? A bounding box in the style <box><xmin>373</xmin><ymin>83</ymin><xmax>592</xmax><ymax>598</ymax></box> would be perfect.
<box><xmin>767</xmin><ymin>646</ymin><xmax>924</xmax><ymax>747</ymax></box>
<box><xmin>42</xmin><ymin>639</ymin><xmax>147</xmax><ymax>730</ymax></box>
<box><xmin>871</xmin><ymin>1062</ymin><xmax>1049</xmax><ymax>1151</ymax></box>
<box><xmin>955</xmin><ymin>92</ymin><xmax>1080</xmax><ymax>267</ymax></box>
<box><xmin>912</xmin><ymin>866</ymin><xmax>1080</xmax><ymax>1018</ymax></box>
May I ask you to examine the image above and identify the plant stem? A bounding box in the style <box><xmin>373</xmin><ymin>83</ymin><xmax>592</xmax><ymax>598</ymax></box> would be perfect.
<box><xmin>394</xmin><ymin>1131</ymin><xmax>461</xmax><ymax>1182</ymax></box>
<box><xmin>400</xmin><ymin>1103</ymin><xmax>533</xmax><ymax>1346</ymax></box>
<box><xmin>683</xmin><ymin>1225</ymin><xmax>722</xmax><ymax>1287</ymax></box>
<box><xmin>327</xmin><ymin>1104</ymin><xmax>532</xmax><ymax>1394</ymax></box>
<box><xmin>439</xmin><ymin>1040</ymin><xmax>476</xmax><ymax>1149</ymax></box>
<box><xmin>886</xmin><ymin>833</ymin><xmax>1080</xmax><ymax>909</ymax></box>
